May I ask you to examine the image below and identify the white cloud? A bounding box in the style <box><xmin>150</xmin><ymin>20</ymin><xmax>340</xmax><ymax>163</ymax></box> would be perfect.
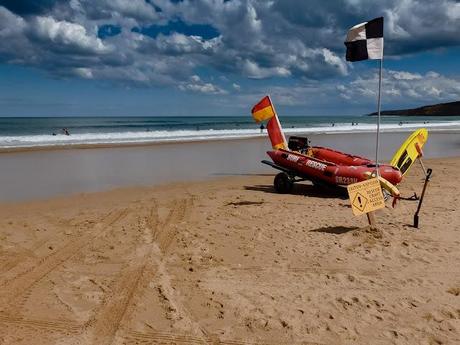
<box><xmin>0</xmin><ymin>7</ymin><xmax>31</xmax><ymax>63</ymax></box>
<box><xmin>447</xmin><ymin>2</ymin><xmax>460</xmax><ymax>20</ymax></box>
<box><xmin>426</xmin><ymin>71</ymin><xmax>440</xmax><ymax>78</ymax></box>
<box><xmin>179</xmin><ymin>75</ymin><xmax>227</xmax><ymax>94</ymax></box>
<box><xmin>0</xmin><ymin>6</ymin><xmax>26</xmax><ymax>37</ymax></box>
<box><xmin>337</xmin><ymin>69</ymin><xmax>460</xmax><ymax>104</ymax></box>
<box><xmin>241</xmin><ymin>60</ymin><xmax>291</xmax><ymax>79</ymax></box>
<box><xmin>75</xmin><ymin>0</ymin><xmax>160</xmax><ymax>23</ymax></box>
<box><xmin>391</xmin><ymin>71</ymin><xmax>422</xmax><ymax>80</ymax></box>
<box><xmin>152</xmin><ymin>32</ymin><xmax>221</xmax><ymax>54</ymax></box>
<box><xmin>384</xmin><ymin>0</ymin><xmax>460</xmax><ymax>54</ymax></box>
<box><xmin>105</xmin><ymin>0</ymin><xmax>159</xmax><ymax>21</ymax></box>
<box><xmin>0</xmin><ymin>0</ymin><xmax>459</xmax><ymax>99</ymax></box>
<box><xmin>191</xmin><ymin>75</ymin><xmax>201</xmax><ymax>82</ymax></box>
<box><xmin>227</xmin><ymin>68</ymin><xmax>460</xmax><ymax>112</ymax></box>
<box><xmin>74</xmin><ymin>67</ymin><xmax>93</xmax><ymax>78</ymax></box>
<box><xmin>322</xmin><ymin>48</ymin><xmax>348</xmax><ymax>76</ymax></box>
<box><xmin>32</xmin><ymin>16</ymin><xmax>111</xmax><ymax>54</ymax></box>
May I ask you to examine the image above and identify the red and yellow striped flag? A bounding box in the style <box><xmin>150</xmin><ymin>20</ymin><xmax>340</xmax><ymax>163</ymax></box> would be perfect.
<box><xmin>267</xmin><ymin>116</ymin><xmax>287</xmax><ymax>150</ymax></box>
<box><xmin>251</xmin><ymin>96</ymin><xmax>275</xmax><ymax>123</ymax></box>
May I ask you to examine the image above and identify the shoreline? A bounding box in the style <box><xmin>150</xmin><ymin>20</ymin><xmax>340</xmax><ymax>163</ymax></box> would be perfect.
<box><xmin>1</xmin><ymin>126</ymin><xmax>459</xmax><ymax>154</ymax></box>
<box><xmin>0</xmin><ymin>134</ymin><xmax>265</xmax><ymax>154</ymax></box>
<box><xmin>0</xmin><ymin>130</ymin><xmax>458</xmax><ymax>202</ymax></box>
<box><xmin>1</xmin><ymin>127</ymin><xmax>459</xmax><ymax>154</ymax></box>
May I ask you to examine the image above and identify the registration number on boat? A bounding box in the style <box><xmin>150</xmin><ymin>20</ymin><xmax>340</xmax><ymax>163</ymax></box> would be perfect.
<box><xmin>336</xmin><ymin>176</ymin><xmax>358</xmax><ymax>185</ymax></box>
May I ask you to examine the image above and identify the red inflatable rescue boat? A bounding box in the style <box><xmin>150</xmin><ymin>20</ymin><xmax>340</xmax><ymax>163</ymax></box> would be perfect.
<box><xmin>262</xmin><ymin>136</ymin><xmax>402</xmax><ymax>194</ymax></box>
<box><xmin>250</xmin><ymin>96</ymin><xmax>403</xmax><ymax>194</ymax></box>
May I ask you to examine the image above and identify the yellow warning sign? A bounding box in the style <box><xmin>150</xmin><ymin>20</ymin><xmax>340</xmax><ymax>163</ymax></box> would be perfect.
<box><xmin>347</xmin><ymin>178</ymin><xmax>385</xmax><ymax>216</ymax></box>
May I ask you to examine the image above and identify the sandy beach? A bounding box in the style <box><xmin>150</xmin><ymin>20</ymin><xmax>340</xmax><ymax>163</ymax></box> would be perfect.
<box><xmin>1</xmin><ymin>152</ymin><xmax>459</xmax><ymax>344</ymax></box>
<box><xmin>2</xmin><ymin>0</ymin><xmax>460</xmax><ymax>344</ymax></box>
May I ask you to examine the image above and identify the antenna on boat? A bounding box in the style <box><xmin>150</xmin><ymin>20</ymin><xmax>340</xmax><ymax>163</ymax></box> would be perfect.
<box><xmin>345</xmin><ymin>17</ymin><xmax>385</xmax><ymax>176</ymax></box>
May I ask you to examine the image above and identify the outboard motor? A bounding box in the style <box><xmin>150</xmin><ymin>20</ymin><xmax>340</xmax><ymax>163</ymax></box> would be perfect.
<box><xmin>288</xmin><ymin>136</ymin><xmax>310</xmax><ymax>153</ymax></box>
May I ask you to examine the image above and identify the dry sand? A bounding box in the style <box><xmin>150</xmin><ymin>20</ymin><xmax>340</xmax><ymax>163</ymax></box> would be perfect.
<box><xmin>0</xmin><ymin>157</ymin><xmax>459</xmax><ymax>345</ymax></box>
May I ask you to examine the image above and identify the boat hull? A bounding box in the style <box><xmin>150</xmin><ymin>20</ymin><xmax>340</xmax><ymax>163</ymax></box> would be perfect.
<box><xmin>267</xmin><ymin>149</ymin><xmax>402</xmax><ymax>186</ymax></box>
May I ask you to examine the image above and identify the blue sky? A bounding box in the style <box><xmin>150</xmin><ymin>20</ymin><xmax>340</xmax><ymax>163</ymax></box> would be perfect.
<box><xmin>0</xmin><ymin>0</ymin><xmax>459</xmax><ymax>117</ymax></box>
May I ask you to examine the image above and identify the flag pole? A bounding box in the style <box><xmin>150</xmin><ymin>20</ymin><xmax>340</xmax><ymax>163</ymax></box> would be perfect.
<box><xmin>375</xmin><ymin>56</ymin><xmax>383</xmax><ymax>177</ymax></box>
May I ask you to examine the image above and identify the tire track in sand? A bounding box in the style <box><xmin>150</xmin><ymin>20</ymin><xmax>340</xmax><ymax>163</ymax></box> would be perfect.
<box><xmin>85</xmin><ymin>263</ymin><xmax>147</xmax><ymax>345</ymax></box>
<box><xmin>138</xmin><ymin>196</ymin><xmax>219</xmax><ymax>345</ymax></box>
<box><xmin>0</xmin><ymin>217</ymin><xmax>95</xmax><ymax>275</ymax></box>
<box><xmin>123</xmin><ymin>330</ymin><xmax>325</xmax><ymax>345</ymax></box>
<box><xmin>124</xmin><ymin>330</ymin><xmax>205</xmax><ymax>344</ymax></box>
<box><xmin>0</xmin><ymin>315</ymin><xmax>81</xmax><ymax>334</ymax></box>
<box><xmin>155</xmin><ymin>197</ymin><xmax>192</xmax><ymax>252</ymax></box>
<box><xmin>0</xmin><ymin>197</ymin><xmax>330</xmax><ymax>345</ymax></box>
<box><xmin>85</xmin><ymin>199</ymin><xmax>190</xmax><ymax>345</ymax></box>
<box><xmin>84</xmin><ymin>201</ymin><xmax>161</xmax><ymax>345</ymax></box>
<box><xmin>0</xmin><ymin>209</ymin><xmax>129</xmax><ymax>316</ymax></box>
<box><xmin>85</xmin><ymin>197</ymin><xmax>212</xmax><ymax>345</ymax></box>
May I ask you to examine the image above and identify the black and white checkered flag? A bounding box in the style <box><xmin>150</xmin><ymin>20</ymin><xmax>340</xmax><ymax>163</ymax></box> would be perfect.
<box><xmin>345</xmin><ymin>17</ymin><xmax>383</xmax><ymax>62</ymax></box>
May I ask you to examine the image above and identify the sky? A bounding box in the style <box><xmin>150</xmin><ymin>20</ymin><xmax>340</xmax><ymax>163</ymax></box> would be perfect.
<box><xmin>0</xmin><ymin>0</ymin><xmax>459</xmax><ymax>117</ymax></box>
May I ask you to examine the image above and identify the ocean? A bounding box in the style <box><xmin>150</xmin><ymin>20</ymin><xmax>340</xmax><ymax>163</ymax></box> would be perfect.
<box><xmin>1</xmin><ymin>115</ymin><xmax>460</xmax><ymax>149</ymax></box>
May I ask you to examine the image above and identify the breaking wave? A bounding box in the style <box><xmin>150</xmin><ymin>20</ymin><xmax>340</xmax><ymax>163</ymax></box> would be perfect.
<box><xmin>1</xmin><ymin>120</ymin><xmax>459</xmax><ymax>149</ymax></box>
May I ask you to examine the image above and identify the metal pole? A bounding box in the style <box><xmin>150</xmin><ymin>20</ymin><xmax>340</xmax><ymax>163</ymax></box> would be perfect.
<box><xmin>375</xmin><ymin>57</ymin><xmax>383</xmax><ymax>177</ymax></box>
<box><xmin>414</xmin><ymin>168</ymin><xmax>432</xmax><ymax>228</ymax></box>
<box><xmin>419</xmin><ymin>158</ymin><xmax>427</xmax><ymax>176</ymax></box>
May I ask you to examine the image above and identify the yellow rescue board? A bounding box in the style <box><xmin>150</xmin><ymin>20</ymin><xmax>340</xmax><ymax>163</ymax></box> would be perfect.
<box><xmin>363</xmin><ymin>171</ymin><xmax>400</xmax><ymax>197</ymax></box>
<box><xmin>390</xmin><ymin>128</ymin><xmax>428</xmax><ymax>176</ymax></box>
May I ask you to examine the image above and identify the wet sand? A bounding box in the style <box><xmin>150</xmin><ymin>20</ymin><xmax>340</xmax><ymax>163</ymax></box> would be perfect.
<box><xmin>1</xmin><ymin>130</ymin><xmax>459</xmax><ymax>201</ymax></box>
<box><xmin>0</xmin><ymin>156</ymin><xmax>459</xmax><ymax>344</ymax></box>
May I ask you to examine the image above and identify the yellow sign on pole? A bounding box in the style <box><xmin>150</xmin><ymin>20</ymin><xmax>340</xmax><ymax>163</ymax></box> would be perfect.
<box><xmin>347</xmin><ymin>178</ymin><xmax>385</xmax><ymax>216</ymax></box>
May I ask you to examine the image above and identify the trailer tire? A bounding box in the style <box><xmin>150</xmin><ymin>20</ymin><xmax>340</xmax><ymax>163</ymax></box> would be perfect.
<box><xmin>274</xmin><ymin>172</ymin><xmax>293</xmax><ymax>194</ymax></box>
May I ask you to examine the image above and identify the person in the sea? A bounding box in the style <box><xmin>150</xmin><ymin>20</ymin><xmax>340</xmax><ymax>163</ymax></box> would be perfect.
<box><xmin>62</xmin><ymin>128</ymin><xmax>70</xmax><ymax>135</ymax></box>
<box><xmin>260</xmin><ymin>123</ymin><xmax>264</xmax><ymax>133</ymax></box>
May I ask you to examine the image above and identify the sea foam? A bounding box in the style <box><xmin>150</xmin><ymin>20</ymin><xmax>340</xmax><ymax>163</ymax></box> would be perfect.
<box><xmin>1</xmin><ymin>120</ymin><xmax>459</xmax><ymax>149</ymax></box>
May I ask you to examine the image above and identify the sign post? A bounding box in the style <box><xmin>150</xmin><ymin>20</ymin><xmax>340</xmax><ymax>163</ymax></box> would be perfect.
<box><xmin>347</xmin><ymin>178</ymin><xmax>385</xmax><ymax>228</ymax></box>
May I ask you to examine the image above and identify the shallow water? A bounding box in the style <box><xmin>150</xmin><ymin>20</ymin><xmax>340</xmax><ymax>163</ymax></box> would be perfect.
<box><xmin>0</xmin><ymin>130</ymin><xmax>458</xmax><ymax>202</ymax></box>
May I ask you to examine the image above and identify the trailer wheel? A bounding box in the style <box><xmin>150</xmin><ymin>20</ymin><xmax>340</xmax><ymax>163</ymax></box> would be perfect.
<box><xmin>274</xmin><ymin>172</ymin><xmax>293</xmax><ymax>193</ymax></box>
